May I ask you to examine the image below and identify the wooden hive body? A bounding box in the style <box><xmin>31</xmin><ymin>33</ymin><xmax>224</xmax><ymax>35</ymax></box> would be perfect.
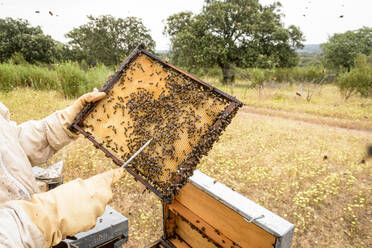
<box><xmin>146</xmin><ymin>170</ymin><xmax>294</xmax><ymax>248</ymax></box>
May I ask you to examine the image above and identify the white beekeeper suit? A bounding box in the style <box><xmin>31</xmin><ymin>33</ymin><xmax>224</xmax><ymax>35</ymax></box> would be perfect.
<box><xmin>0</xmin><ymin>91</ymin><xmax>125</xmax><ymax>247</ymax></box>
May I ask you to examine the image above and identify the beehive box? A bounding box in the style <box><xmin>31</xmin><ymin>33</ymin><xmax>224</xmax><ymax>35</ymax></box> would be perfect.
<box><xmin>70</xmin><ymin>44</ymin><xmax>242</xmax><ymax>202</ymax></box>
<box><xmin>145</xmin><ymin>170</ymin><xmax>294</xmax><ymax>248</ymax></box>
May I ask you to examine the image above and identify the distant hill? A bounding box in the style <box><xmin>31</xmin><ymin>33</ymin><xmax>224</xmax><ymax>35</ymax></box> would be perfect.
<box><xmin>297</xmin><ymin>44</ymin><xmax>323</xmax><ymax>54</ymax></box>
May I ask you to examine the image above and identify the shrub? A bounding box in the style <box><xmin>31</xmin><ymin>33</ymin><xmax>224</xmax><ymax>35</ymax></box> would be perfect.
<box><xmin>86</xmin><ymin>64</ymin><xmax>112</xmax><ymax>91</ymax></box>
<box><xmin>250</xmin><ymin>68</ymin><xmax>265</xmax><ymax>88</ymax></box>
<box><xmin>0</xmin><ymin>62</ymin><xmax>113</xmax><ymax>97</ymax></box>
<box><xmin>8</xmin><ymin>52</ymin><xmax>28</xmax><ymax>65</ymax></box>
<box><xmin>337</xmin><ymin>54</ymin><xmax>372</xmax><ymax>100</ymax></box>
<box><xmin>0</xmin><ymin>63</ymin><xmax>58</xmax><ymax>91</ymax></box>
<box><xmin>0</xmin><ymin>63</ymin><xmax>18</xmax><ymax>91</ymax></box>
<box><xmin>205</xmin><ymin>66</ymin><xmax>223</xmax><ymax>79</ymax></box>
<box><xmin>57</xmin><ymin>62</ymin><xmax>90</xmax><ymax>98</ymax></box>
<box><xmin>18</xmin><ymin>65</ymin><xmax>58</xmax><ymax>90</ymax></box>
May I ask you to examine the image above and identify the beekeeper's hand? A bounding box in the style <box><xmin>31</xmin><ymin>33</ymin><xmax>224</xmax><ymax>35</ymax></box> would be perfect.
<box><xmin>14</xmin><ymin>168</ymin><xmax>124</xmax><ymax>247</ymax></box>
<box><xmin>60</xmin><ymin>89</ymin><xmax>106</xmax><ymax>134</ymax></box>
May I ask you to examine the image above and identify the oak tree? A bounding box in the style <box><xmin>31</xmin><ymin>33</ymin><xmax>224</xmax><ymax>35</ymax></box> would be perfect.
<box><xmin>164</xmin><ymin>0</ymin><xmax>304</xmax><ymax>83</ymax></box>
<box><xmin>0</xmin><ymin>18</ymin><xmax>58</xmax><ymax>63</ymax></box>
<box><xmin>65</xmin><ymin>15</ymin><xmax>155</xmax><ymax>66</ymax></box>
<box><xmin>322</xmin><ymin>27</ymin><xmax>372</xmax><ymax>70</ymax></box>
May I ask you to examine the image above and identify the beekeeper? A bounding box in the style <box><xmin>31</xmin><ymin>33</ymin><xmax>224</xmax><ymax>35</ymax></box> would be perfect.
<box><xmin>0</xmin><ymin>90</ymin><xmax>124</xmax><ymax>247</ymax></box>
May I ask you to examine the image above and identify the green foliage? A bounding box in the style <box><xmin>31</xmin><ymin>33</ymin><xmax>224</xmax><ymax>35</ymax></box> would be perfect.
<box><xmin>0</xmin><ymin>62</ymin><xmax>112</xmax><ymax>98</ymax></box>
<box><xmin>65</xmin><ymin>15</ymin><xmax>156</xmax><ymax>66</ymax></box>
<box><xmin>322</xmin><ymin>27</ymin><xmax>372</xmax><ymax>70</ymax></box>
<box><xmin>233</xmin><ymin>66</ymin><xmax>327</xmax><ymax>84</ymax></box>
<box><xmin>298</xmin><ymin>52</ymin><xmax>324</xmax><ymax>67</ymax></box>
<box><xmin>86</xmin><ymin>64</ymin><xmax>113</xmax><ymax>91</ymax></box>
<box><xmin>337</xmin><ymin>54</ymin><xmax>372</xmax><ymax>100</ymax></box>
<box><xmin>164</xmin><ymin>0</ymin><xmax>304</xmax><ymax>84</ymax></box>
<box><xmin>8</xmin><ymin>52</ymin><xmax>28</xmax><ymax>65</ymax></box>
<box><xmin>0</xmin><ymin>17</ymin><xmax>59</xmax><ymax>64</ymax></box>
<box><xmin>56</xmin><ymin>63</ymin><xmax>90</xmax><ymax>98</ymax></box>
<box><xmin>0</xmin><ymin>63</ymin><xmax>58</xmax><ymax>91</ymax></box>
<box><xmin>250</xmin><ymin>68</ymin><xmax>265</xmax><ymax>88</ymax></box>
<box><xmin>205</xmin><ymin>66</ymin><xmax>223</xmax><ymax>78</ymax></box>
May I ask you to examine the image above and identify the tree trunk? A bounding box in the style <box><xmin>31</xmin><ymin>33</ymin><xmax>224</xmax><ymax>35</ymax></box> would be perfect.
<box><xmin>220</xmin><ymin>64</ymin><xmax>235</xmax><ymax>84</ymax></box>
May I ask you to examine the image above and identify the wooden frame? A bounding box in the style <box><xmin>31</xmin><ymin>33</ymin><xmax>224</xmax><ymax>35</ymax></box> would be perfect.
<box><xmin>69</xmin><ymin>44</ymin><xmax>242</xmax><ymax>203</ymax></box>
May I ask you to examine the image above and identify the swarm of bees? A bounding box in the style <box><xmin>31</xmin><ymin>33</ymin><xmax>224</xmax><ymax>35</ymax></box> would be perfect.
<box><xmin>79</xmin><ymin>51</ymin><xmax>240</xmax><ymax>200</ymax></box>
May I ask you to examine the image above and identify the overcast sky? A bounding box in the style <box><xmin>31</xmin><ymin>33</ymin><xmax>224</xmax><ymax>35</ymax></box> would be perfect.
<box><xmin>0</xmin><ymin>0</ymin><xmax>371</xmax><ymax>50</ymax></box>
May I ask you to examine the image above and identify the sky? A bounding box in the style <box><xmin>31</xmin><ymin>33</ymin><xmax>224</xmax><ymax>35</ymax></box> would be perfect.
<box><xmin>0</xmin><ymin>0</ymin><xmax>371</xmax><ymax>50</ymax></box>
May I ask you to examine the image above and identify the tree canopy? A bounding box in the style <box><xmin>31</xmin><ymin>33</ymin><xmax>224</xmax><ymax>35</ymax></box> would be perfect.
<box><xmin>65</xmin><ymin>15</ymin><xmax>156</xmax><ymax>66</ymax></box>
<box><xmin>322</xmin><ymin>27</ymin><xmax>372</xmax><ymax>70</ymax></box>
<box><xmin>0</xmin><ymin>17</ymin><xmax>59</xmax><ymax>63</ymax></box>
<box><xmin>164</xmin><ymin>0</ymin><xmax>304</xmax><ymax>83</ymax></box>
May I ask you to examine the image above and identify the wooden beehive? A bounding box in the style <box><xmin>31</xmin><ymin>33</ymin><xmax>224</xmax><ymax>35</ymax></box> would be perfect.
<box><xmin>70</xmin><ymin>44</ymin><xmax>242</xmax><ymax>202</ymax></box>
<box><xmin>145</xmin><ymin>170</ymin><xmax>294</xmax><ymax>248</ymax></box>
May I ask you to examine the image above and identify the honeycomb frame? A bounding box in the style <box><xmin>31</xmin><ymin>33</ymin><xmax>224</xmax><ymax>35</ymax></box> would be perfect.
<box><xmin>69</xmin><ymin>44</ymin><xmax>242</xmax><ymax>203</ymax></box>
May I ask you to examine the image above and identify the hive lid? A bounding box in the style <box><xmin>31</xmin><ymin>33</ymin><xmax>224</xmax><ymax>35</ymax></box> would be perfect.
<box><xmin>69</xmin><ymin>44</ymin><xmax>242</xmax><ymax>203</ymax></box>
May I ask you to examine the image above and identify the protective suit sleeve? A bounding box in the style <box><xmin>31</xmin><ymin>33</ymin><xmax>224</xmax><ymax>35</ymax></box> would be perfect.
<box><xmin>0</xmin><ymin>202</ymin><xmax>47</xmax><ymax>248</ymax></box>
<box><xmin>16</xmin><ymin>111</ymin><xmax>75</xmax><ymax>166</ymax></box>
<box><xmin>13</xmin><ymin>168</ymin><xmax>124</xmax><ymax>247</ymax></box>
<box><xmin>16</xmin><ymin>91</ymin><xmax>105</xmax><ymax>166</ymax></box>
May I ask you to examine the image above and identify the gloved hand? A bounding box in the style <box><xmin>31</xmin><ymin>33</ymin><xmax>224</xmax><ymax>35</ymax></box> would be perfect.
<box><xmin>15</xmin><ymin>168</ymin><xmax>125</xmax><ymax>246</ymax></box>
<box><xmin>59</xmin><ymin>89</ymin><xmax>106</xmax><ymax>135</ymax></box>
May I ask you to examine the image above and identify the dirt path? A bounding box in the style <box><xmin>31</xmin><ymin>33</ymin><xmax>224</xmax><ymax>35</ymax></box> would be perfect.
<box><xmin>240</xmin><ymin>105</ymin><xmax>372</xmax><ymax>137</ymax></box>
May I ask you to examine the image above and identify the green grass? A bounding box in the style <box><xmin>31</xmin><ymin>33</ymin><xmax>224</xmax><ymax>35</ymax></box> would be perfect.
<box><xmin>1</xmin><ymin>87</ymin><xmax>371</xmax><ymax>248</ymax></box>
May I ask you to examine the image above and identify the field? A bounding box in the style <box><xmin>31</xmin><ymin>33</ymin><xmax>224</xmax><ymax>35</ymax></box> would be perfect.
<box><xmin>1</xmin><ymin>84</ymin><xmax>371</xmax><ymax>248</ymax></box>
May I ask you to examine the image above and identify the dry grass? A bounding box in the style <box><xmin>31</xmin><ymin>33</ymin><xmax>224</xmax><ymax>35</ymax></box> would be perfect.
<box><xmin>204</xmin><ymin>78</ymin><xmax>372</xmax><ymax>131</ymax></box>
<box><xmin>1</xmin><ymin>87</ymin><xmax>371</xmax><ymax>247</ymax></box>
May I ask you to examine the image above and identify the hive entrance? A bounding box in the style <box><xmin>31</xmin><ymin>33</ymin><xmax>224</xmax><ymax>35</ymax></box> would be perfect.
<box><xmin>71</xmin><ymin>45</ymin><xmax>241</xmax><ymax>202</ymax></box>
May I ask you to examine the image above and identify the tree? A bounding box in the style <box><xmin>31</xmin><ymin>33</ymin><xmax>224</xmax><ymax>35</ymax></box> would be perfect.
<box><xmin>164</xmin><ymin>0</ymin><xmax>304</xmax><ymax>83</ymax></box>
<box><xmin>337</xmin><ymin>54</ymin><xmax>372</xmax><ymax>100</ymax></box>
<box><xmin>0</xmin><ymin>17</ymin><xmax>59</xmax><ymax>63</ymax></box>
<box><xmin>65</xmin><ymin>15</ymin><xmax>156</xmax><ymax>66</ymax></box>
<box><xmin>322</xmin><ymin>27</ymin><xmax>372</xmax><ymax>70</ymax></box>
